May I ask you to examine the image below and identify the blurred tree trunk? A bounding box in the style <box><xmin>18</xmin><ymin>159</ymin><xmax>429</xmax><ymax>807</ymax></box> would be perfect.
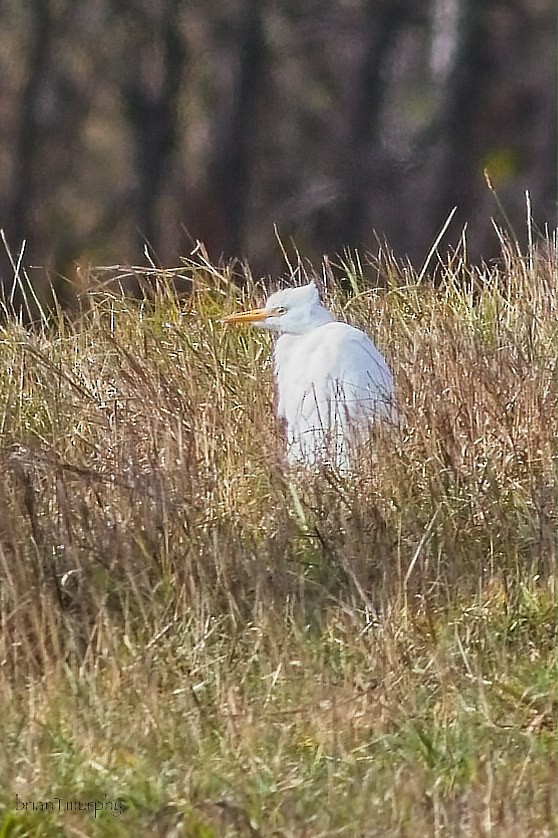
<box><xmin>120</xmin><ymin>0</ymin><xmax>187</xmax><ymax>260</ymax></box>
<box><xmin>428</xmin><ymin>0</ymin><xmax>489</xmax><ymax>244</ymax></box>
<box><xmin>7</xmin><ymin>0</ymin><xmax>53</xmax><ymax>253</ymax></box>
<box><xmin>202</xmin><ymin>0</ymin><xmax>266</xmax><ymax>259</ymax></box>
<box><xmin>332</xmin><ymin>1</ymin><xmax>411</xmax><ymax>251</ymax></box>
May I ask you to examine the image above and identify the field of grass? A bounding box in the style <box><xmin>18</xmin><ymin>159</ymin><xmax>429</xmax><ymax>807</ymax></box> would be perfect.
<box><xmin>0</xmin><ymin>234</ymin><xmax>556</xmax><ymax>836</ymax></box>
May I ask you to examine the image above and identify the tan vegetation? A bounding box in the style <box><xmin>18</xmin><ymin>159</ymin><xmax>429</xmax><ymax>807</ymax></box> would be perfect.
<box><xmin>0</xmin><ymin>235</ymin><xmax>556</xmax><ymax>836</ymax></box>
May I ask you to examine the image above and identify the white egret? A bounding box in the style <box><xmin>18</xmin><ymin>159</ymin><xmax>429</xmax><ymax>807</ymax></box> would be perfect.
<box><xmin>222</xmin><ymin>282</ymin><xmax>395</xmax><ymax>469</ymax></box>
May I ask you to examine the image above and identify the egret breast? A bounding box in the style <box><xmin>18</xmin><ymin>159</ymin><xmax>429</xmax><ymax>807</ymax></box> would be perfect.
<box><xmin>273</xmin><ymin>322</ymin><xmax>394</xmax><ymax>468</ymax></box>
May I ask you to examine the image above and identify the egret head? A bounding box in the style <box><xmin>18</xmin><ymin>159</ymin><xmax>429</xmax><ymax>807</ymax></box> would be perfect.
<box><xmin>222</xmin><ymin>282</ymin><xmax>333</xmax><ymax>335</ymax></box>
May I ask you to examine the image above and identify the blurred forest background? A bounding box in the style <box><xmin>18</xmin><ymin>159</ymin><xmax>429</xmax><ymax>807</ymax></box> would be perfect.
<box><xmin>0</xmin><ymin>0</ymin><xmax>556</xmax><ymax>297</ymax></box>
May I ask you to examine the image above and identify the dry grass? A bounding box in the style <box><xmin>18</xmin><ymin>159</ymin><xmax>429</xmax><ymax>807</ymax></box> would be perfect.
<box><xmin>0</xmin><ymin>234</ymin><xmax>556</xmax><ymax>836</ymax></box>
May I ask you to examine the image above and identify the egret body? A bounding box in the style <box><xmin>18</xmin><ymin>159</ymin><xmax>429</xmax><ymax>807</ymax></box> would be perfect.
<box><xmin>223</xmin><ymin>282</ymin><xmax>395</xmax><ymax>468</ymax></box>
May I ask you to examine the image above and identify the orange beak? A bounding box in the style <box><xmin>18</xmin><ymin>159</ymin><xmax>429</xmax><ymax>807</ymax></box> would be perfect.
<box><xmin>221</xmin><ymin>307</ymin><xmax>269</xmax><ymax>324</ymax></box>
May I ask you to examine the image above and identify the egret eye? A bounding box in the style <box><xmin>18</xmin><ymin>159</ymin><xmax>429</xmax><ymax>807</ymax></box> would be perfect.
<box><xmin>274</xmin><ymin>306</ymin><xmax>287</xmax><ymax>316</ymax></box>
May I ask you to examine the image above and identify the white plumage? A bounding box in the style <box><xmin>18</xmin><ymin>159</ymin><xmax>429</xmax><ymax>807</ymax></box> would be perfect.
<box><xmin>223</xmin><ymin>282</ymin><xmax>395</xmax><ymax>468</ymax></box>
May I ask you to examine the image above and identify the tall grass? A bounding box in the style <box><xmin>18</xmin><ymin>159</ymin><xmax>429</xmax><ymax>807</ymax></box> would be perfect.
<box><xmin>0</xmin><ymin>233</ymin><xmax>556</xmax><ymax>836</ymax></box>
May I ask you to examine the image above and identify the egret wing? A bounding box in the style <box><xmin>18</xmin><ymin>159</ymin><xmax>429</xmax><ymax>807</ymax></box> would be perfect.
<box><xmin>277</xmin><ymin>322</ymin><xmax>394</xmax><ymax>466</ymax></box>
<box><xmin>320</xmin><ymin>324</ymin><xmax>394</xmax><ymax>420</ymax></box>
